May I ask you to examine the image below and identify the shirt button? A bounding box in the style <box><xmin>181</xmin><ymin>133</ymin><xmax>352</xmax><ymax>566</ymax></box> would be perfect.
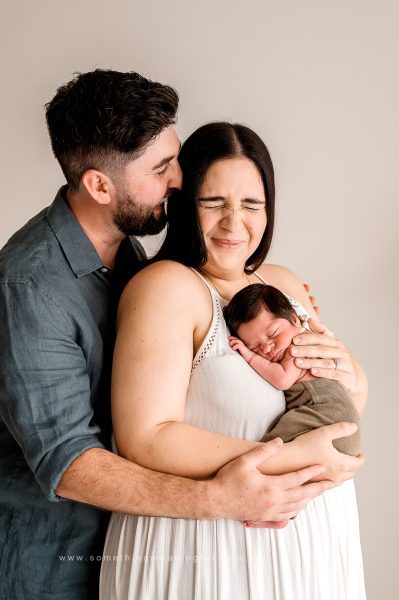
<box><xmin>100</xmin><ymin>267</ymin><xmax>109</xmax><ymax>273</ymax></box>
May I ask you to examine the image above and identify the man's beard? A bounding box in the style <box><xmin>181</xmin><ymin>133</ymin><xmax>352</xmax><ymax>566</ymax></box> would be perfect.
<box><xmin>113</xmin><ymin>189</ymin><xmax>168</xmax><ymax>237</ymax></box>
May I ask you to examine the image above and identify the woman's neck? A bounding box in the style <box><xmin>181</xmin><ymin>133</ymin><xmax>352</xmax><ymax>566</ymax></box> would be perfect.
<box><xmin>199</xmin><ymin>267</ymin><xmax>255</xmax><ymax>301</ymax></box>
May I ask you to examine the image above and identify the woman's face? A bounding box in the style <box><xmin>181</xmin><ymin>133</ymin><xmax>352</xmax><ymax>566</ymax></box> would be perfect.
<box><xmin>198</xmin><ymin>158</ymin><xmax>267</xmax><ymax>276</ymax></box>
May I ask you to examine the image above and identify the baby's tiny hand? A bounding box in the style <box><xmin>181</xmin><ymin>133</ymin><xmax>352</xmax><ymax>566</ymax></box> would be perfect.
<box><xmin>228</xmin><ymin>336</ymin><xmax>255</xmax><ymax>363</ymax></box>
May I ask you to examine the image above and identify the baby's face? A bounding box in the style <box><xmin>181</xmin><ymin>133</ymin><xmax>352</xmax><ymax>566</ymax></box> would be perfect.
<box><xmin>237</xmin><ymin>308</ymin><xmax>300</xmax><ymax>362</ymax></box>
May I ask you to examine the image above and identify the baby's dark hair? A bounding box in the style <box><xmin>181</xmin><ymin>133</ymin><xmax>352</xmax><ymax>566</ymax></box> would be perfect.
<box><xmin>223</xmin><ymin>283</ymin><xmax>297</xmax><ymax>336</ymax></box>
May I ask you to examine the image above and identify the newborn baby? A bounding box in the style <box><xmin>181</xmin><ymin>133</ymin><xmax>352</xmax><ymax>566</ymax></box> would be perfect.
<box><xmin>223</xmin><ymin>283</ymin><xmax>360</xmax><ymax>455</ymax></box>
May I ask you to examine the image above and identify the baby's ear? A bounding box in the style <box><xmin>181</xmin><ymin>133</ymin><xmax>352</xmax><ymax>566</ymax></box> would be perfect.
<box><xmin>292</xmin><ymin>313</ymin><xmax>301</xmax><ymax>327</ymax></box>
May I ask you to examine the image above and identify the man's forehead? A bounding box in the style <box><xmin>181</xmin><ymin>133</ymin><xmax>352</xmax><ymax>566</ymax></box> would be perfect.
<box><xmin>147</xmin><ymin>126</ymin><xmax>180</xmax><ymax>156</ymax></box>
<box><xmin>125</xmin><ymin>126</ymin><xmax>180</xmax><ymax>171</ymax></box>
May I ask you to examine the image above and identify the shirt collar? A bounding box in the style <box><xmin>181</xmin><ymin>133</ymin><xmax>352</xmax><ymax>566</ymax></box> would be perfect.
<box><xmin>46</xmin><ymin>186</ymin><xmax>107</xmax><ymax>278</ymax></box>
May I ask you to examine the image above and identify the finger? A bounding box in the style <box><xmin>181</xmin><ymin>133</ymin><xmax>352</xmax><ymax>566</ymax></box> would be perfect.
<box><xmin>295</xmin><ymin>358</ymin><xmax>351</xmax><ymax>372</ymax></box>
<box><xmin>306</xmin><ymin>318</ymin><xmax>334</xmax><ymax>336</ymax></box>
<box><xmin>284</xmin><ymin>480</ymin><xmax>335</xmax><ymax>502</ymax></box>
<box><xmin>292</xmin><ymin>334</ymin><xmax>341</xmax><ymax>348</ymax></box>
<box><xmin>306</xmin><ymin>317</ymin><xmax>325</xmax><ymax>332</ymax></box>
<box><xmin>303</xmin><ymin>283</ymin><xmax>311</xmax><ymax>292</ymax></box>
<box><xmin>291</xmin><ymin>344</ymin><xmax>343</xmax><ymax>359</ymax></box>
<box><xmin>338</xmin><ymin>449</ymin><xmax>364</xmax><ymax>470</ymax></box>
<box><xmin>275</xmin><ymin>464</ymin><xmax>327</xmax><ymax>488</ymax></box>
<box><xmin>323</xmin><ymin>421</ymin><xmax>358</xmax><ymax>442</ymax></box>
<box><xmin>238</xmin><ymin>438</ymin><xmax>284</xmax><ymax>468</ymax></box>
<box><xmin>244</xmin><ymin>520</ymin><xmax>289</xmax><ymax>529</ymax></box>
<box><xmin>308</xmin><ymin>368</ymin><xmax>355</xmax><ymax>387</ymax></box>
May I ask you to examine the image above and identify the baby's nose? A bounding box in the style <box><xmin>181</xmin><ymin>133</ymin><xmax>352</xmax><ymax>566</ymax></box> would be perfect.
<box><xmin>262</xmin><ymin>341</ymin><xmax>275</xmax><ymax>355</ymax></box>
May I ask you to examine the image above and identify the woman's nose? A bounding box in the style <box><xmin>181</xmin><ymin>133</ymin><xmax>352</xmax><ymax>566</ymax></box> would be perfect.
<box><xmin>220</xmin><ymin>207</ymin><xmax>244</xmax><ymax>231</ymax></box>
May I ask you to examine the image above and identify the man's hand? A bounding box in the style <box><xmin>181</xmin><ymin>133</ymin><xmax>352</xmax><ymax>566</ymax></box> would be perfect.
<box><xmin>228</xmin><ymin>335</ymin><xmax>255</xmax><ymax>364</ymax></box>
<box><xmin>209</xmin><ymin>438</ymin><xmax>334</xmax><ymax>528</ymax></box>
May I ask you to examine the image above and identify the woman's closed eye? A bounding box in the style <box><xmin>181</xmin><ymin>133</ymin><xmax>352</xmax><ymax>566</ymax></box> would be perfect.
<box><xmin>198</xmin><ymin>199</ymin><xmax>265</xmax><ymax>212</ymax></box>
<box><xmin>242</xmin><ymin>202</ymin><xmax>264</xmax><ymax>212</ymax></box>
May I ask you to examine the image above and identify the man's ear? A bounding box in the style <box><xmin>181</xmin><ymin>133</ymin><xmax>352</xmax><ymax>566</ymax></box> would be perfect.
<box><xmin>81</xmin><ymin>169</ymin><xmax>113</xmax><ymax>205</ymax></box>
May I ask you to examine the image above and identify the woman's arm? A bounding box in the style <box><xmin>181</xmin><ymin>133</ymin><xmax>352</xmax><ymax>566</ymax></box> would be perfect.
<box><xmin>112</xmin><ymin>261</ymin><xmax>362</xmax><ymax>481</ymax></box>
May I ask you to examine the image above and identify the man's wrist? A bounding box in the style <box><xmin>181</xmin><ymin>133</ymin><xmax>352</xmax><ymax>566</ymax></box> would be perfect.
<box><xmin>198</xmin><ymin>479</ymin><xmax>219</xmax><ymax>520</ymax></box>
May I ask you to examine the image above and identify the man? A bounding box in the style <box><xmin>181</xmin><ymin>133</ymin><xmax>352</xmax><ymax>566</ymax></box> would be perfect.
<box><xmin>0</xmin><ymin>69</ymin><xmax>360</xmax><ymax>599</ymax></box>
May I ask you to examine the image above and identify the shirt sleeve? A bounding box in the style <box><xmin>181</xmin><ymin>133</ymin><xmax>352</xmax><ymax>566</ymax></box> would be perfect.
<box><xmin>0</xmin><ymin>281</ymin><xmax>105</xmax><ymax>501</ymax></box>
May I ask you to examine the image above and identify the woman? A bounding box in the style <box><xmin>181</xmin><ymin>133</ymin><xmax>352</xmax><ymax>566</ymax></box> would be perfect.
<box><xmin>100</xmin><ymin>123</ymin><xmax>367</xmax><ymax>599</ymax></box>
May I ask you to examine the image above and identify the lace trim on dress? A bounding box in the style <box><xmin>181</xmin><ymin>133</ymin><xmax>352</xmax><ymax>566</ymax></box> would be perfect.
<box><xmin>192</xmin><ymin>293</ymin><xmax>221</xmax><ymax>370</ymax></box>
<box><xmin>190</xmin><ymin>268</ymin><xmax>310</xmax><ymax>370</ymax></box>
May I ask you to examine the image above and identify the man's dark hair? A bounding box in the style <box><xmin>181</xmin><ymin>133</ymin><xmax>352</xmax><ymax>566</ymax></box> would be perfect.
<box><xmin>223</xmin><ymin>283</ymin><xmax>297</xmax><ymax>336</ymax></box>
<box><xmin>45</xmin><ymin>69</ymin><xmax>179</xmax><ymax>189</ymax></box>
<box><xmin>154</xmin><ymin>122</ymin><xmax>275</xmax><ymax>273</ymax></box>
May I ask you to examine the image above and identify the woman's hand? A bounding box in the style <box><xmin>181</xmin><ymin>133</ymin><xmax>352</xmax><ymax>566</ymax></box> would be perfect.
<box><xmin>289</xmin><ymin>422</ymin><xmax>364</xmax><ymax>484</ymax></box>
<box><xmin>244</xmin><ymin>422</ymin><xmax>364</xmax><ymax>527</ymax></box>
<box><xmin>290</xmin><ymin>318</ymin><xmax>365</xmax><ymax>398</ymax></box>
<box><xmin>210</xmin><ymin>439</ymin><xmax>334</xmax><ymax>526</ymax></box>
<box><xmin>255</xmin><ymin>422</ymin><xmax>364</xmax><ymax>484</ymax></box>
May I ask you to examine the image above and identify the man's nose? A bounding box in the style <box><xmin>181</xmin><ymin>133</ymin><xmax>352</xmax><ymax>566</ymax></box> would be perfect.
<box><xmin>169</xmin><ymin>161</ymin><xmax>182</xmax><ymax>190</ymax></box>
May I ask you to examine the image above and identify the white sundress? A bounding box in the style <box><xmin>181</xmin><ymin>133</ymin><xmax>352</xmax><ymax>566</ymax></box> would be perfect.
<box><xmin>100</xmin><ymin>270</ymin><xmax>366</xmax><ymax>600</ymax></box>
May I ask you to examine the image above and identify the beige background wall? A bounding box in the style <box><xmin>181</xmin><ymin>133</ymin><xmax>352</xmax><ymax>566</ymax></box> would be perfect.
<box><xmin>1</xmin><ymin>1</ymin><xmax>398</xmax><ymax>597</ymax></box>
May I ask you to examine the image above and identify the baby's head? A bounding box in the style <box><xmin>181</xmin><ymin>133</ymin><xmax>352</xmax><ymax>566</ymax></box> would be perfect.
<box><xmin>223</xmin><ymin>284</ymin><xmax>301</xmax><ymax>362</ymax></box>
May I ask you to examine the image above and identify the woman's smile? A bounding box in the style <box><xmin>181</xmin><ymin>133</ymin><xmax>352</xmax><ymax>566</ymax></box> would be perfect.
<box><xmin>211</xmin><ymin>238</ymin><xmax>246</xmax><ymax>248</ymax></box>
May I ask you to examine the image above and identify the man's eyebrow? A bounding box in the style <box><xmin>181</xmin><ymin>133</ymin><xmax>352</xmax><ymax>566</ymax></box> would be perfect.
<box><xmin>152</xmin><ymin>155</ymin><xmax>174</xmax><ymax>171</ymax></box>
<box><xmin>152</xmin><ymin>142</ymin><xmax>181</xmax><ymax>171</ymax></box>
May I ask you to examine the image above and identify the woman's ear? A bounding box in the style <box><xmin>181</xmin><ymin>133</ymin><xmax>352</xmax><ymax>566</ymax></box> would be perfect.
<box><xmin>81</xmin><ymin>169</ymin><xmax>113</xmax><ymax>205</ymax></box>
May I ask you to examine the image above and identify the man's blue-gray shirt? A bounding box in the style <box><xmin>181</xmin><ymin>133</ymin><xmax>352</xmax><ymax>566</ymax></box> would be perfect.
<box><xmin>0</xmin><ymin>188</ymin><xmax>145</xmax><ymax>599</ymax></box>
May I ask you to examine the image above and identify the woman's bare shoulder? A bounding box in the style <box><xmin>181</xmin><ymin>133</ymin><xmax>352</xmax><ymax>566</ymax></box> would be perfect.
<box><xmin>124</xmin><ymin>260</ymin><xmax>202</xmax><ymax>292</ymax></box>
<box><xmin>257</xmin><ymin>263</ymin><xmax>303</xmax><ymax>289</ymax></box>
<box><xmin>257</xmin><ymin>263</ymin><xmax>317</xmax><ymax>317</ymax></box>
<box><xmin>119</xmin><ymin>260</ymin><xmax>209</xmax><ymax>312</ymax></box>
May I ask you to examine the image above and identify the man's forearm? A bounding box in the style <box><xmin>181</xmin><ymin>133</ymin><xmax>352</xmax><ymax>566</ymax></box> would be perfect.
<box><xmin>56</xmin><ymin>447</ymin><xmax>213</xmax><ymax>519</ymax></box>
<box><xmin>56</xmin><ymin>444</ymin><xmax>339</xmax><ymax>525</ymax></box>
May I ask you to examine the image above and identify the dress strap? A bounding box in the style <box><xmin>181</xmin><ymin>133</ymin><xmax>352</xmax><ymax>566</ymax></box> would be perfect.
<box><xmin>189</xmin><ymin>267</ymin><xmax>218</xmax><ymax>295</ymax></box>
<box><xmin>253</xmin><ymin>270</ymin><xmax>269</xmax><ymax>285</ymax></box>
<box><xmin>189</xmin><ymin>268</ymin><xmax>224</xmax><ymax>370</ymax></box>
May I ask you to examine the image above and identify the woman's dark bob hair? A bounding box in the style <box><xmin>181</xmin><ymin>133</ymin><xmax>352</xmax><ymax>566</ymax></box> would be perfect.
<box><xmin>155</xmin><ymin>122</ymin><xmax>275</xmax><ymax>272</ymax></box>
